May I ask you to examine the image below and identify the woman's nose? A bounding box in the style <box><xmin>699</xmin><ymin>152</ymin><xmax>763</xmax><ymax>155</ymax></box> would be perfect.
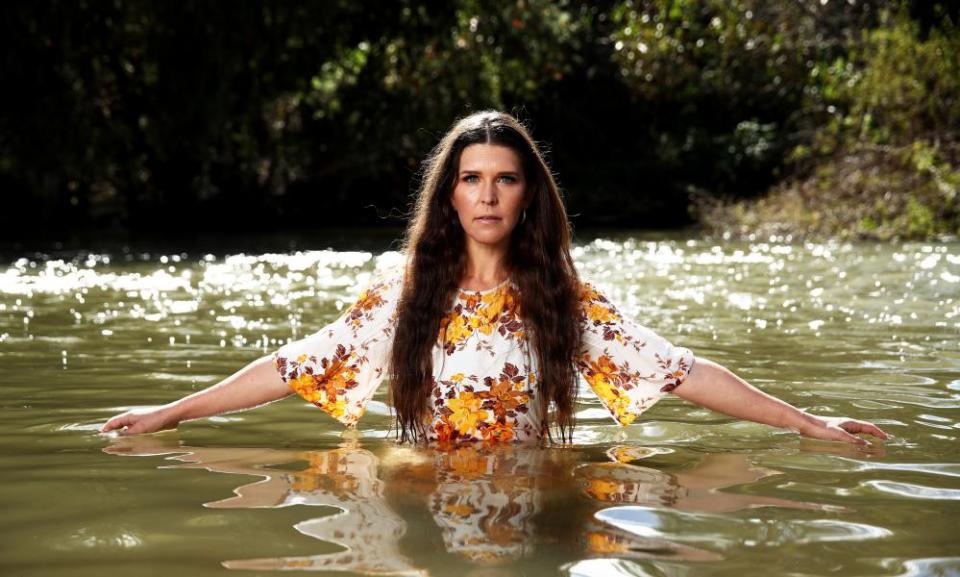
<box><xmin>479</xmin><ymin>181</ymin><xmax>498</xmax><ymax>204</ymax></box>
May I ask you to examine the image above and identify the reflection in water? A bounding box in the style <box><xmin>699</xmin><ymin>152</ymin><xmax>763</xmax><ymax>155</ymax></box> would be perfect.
<box><xmin>571</xmin><ymin>447</ymin><xmax>842</xmax><ymax>562</ymax></box>
<box><xmin>104</xmin><ymin>437</ymin><xmax>422</xmax><ymax>574</ymax></box>
<box><xmin>578</xmin><ymin>449</ymin><xmax>844</xmax><ymax>513</ymax></box>
<box><xmin>428</xmin><ymin>445</ymin><xmax>543</xmax><ymax>564</ymax></box>
<box><xmin>103</xmin><ymin>436</ymin><xmax>857</xmax><ymax>572</ymax></box>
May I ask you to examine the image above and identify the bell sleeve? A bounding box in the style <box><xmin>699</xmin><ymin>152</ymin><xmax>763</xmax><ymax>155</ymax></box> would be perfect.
<box><xmin>576</xmin><ymin>279</ymin><xmax>696</xmax><ymax>426</ymax></box>
<box><xmin>271</xmin><ymin>269</ymin><xmax>404</xmax><ymax>427</ymax></box>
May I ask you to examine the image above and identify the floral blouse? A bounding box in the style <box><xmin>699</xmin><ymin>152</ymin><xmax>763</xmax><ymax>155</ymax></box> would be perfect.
<box><xmin>272</xmin><ymin>267</ymin><xmax>695</xmax><ymax>443</ymax></box>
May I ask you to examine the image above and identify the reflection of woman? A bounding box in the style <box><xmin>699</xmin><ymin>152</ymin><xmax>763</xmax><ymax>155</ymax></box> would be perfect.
<box><xmin>576</xmin><ymin>451</ymin><xmax>839</xmax><ymax>513</ymax></box>
<box><xmin>102</xmin><ymin>110</ymin><xmax>889</xmax><ymax>447</ymax></box>
<box><xmin>105</xmin><ymin>437</ymin><xmax>831</xmax><ymax>568</ymax></box>
<box><xmin>104</xmin><ymin>438</ymin><xmax>421</xmax><ymax>573</ymax></box>
<box><xmin>427</xmin><ymin>444</ymin><xmax>545</xmax><ymax>563</ymax></box>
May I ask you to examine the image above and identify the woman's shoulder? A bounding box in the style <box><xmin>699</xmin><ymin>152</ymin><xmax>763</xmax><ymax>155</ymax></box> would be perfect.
<box><xmin>365</xmin><ymin>263</ymin><xmax>406</xmax><ymax>294</ymax></box>
<box><xmin>575</xmin><ymin>274</ymin><xmax>610</xmax><ymax>305</ymax></box>
<box><xmin>574</xmin><ymin>274</ymin><xmax>626</xmax><ymax>327</ymax></box>
<box><xmin>354</xmin><ymin>265</ymin><xmax>406</xmax><ymax>309</ymax></box>
<box><xmin>341</xmin><ymin>264</ymin><xmax>405</xmax><ymax>326</ymax></box>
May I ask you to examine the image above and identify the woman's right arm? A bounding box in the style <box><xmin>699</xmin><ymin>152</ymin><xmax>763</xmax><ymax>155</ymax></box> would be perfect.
<box><xmin>100</xmin><ymin>354</ymin><xmax>292</xmax><ymax>435</ymax></box>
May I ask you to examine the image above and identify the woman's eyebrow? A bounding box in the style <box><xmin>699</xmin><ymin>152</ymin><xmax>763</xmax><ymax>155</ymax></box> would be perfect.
<box><xmin>458</xmin><ymin>169</ymin><xmax>521</xmax><ymax>175</ymax></box>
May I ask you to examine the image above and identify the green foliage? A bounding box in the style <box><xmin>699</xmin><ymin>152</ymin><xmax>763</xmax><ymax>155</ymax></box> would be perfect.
<box><xmin>701</xmin><ymin>1</ymin><xmax>960</xmax><ymax>240</ymax></box>
<box><xmin>905</xmin><ymin>195</ymin><xmax>935</xmax><ymax>237</ymax></box>
<box><xmin>813</xmin><ymin>6</ymin><xmax>960</xmax><ymax>150</ymax></box>
<box><xmin>3</xmin><ymin>0</ymin><xmax>611</xmax><ymax>234</ymax></box>
<box><xmin>1</xmin><ymin>0</ymin><xmax>956</xmax><ymax>240</ymax></box>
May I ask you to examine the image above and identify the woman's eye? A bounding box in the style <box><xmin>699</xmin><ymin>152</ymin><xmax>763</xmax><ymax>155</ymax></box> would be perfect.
<box><xmin>462</xmin><ymin>175</ymin><xmax>517</xmax><ymax>183</ymax></box>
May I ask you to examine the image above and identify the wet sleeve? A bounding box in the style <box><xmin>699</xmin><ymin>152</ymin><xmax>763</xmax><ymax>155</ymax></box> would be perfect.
<box><xmin>271</xmin><ymin>270</ymin><xmax>403</xmax><ymax>427</ymax></box>
<box><xmin>576</xmin><ymin>279</ymin><xmax>696</xmax><ymax>426</ymax></box>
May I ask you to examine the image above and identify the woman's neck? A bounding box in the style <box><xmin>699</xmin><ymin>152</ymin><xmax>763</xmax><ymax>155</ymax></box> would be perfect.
<box><xmin>461</xmin><ymin>241</ymin><xmax>510</xmax><ymax>290</ymax></box>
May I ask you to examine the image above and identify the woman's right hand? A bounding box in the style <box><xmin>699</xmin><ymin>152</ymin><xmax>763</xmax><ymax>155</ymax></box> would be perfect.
<box><xmin>99</xmin><ymin>354</ymin><xmax>292</xmax><ymax>436</ymax></box>
<box><xmin>101</xmin><ymin>405</ymin><xmax>180</xmax><ymax>435</ymax></box>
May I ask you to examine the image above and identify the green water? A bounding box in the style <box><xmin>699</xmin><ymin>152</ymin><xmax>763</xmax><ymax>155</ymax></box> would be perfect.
<box><xmin>2</xmin><ymin>232</ymin><xmax>958</xmax><ymax>577</ymax></box>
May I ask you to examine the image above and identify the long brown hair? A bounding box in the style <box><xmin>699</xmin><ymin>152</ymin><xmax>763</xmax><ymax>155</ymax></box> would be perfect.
<box><xmin>389</xmin><ymin>110</ymin><xmax>582</xmax><ymax>443</ymax></box>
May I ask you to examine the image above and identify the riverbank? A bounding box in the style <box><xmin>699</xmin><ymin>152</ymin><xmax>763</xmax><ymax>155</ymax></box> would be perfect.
<box><xmin>694</xmin><ymin>142</ymin><xmax>960</xmax><ymax>242</ymax></box>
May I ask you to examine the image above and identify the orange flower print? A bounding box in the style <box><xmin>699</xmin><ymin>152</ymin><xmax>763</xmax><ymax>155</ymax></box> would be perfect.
<box><xmin>478</xmin><ymin>363</ymin><xmax>529</xmax><ymax>420</ymax></box>
<box><xmin>446</xmin><ymin>391</ymin><xmax>488</xmax><ymax>437</ymax></box>
<box><xmin>322</xmin><ymin>396</ymin><xmax>348</xmax><ymax>420</ymax></box>
<box><xmin>587</xmin><ymin>302</ymin><xmax>618</xmax><ymax>324</ymax></box>
<box><xmin>433</xmin><ymin>420</ymin><xmax>456</xmax><ymax>444</ymax></box>
<box><xmin>482</xmin><ymin>379</ymin><xmax>528</xmax><ymax>420</ymax></box>
<box><xmin>440</xmin><ymin>313</ymin><xmax>473</xmax><ymax>353</ymax></box>
<box><xmin>441</xmin><ymin>284</ymin><xmax>524</xmax><ymax>354</ymax></box>
<box><xmin>581</xmin><ymin>353</ymin><xmax>635</xmax><ymax>425</ymax></box>
<box><xmin>430</xmin><ymin>361</ymin><xmax>536</xmax><ymax>444</ymax></box>
<box><xmin>289</xmin><ymin>371</ymin><xmax>351</xmax><ymax>420</ymax></box>
<box><xmin>583</xmin><ymin>354</ymin><xmax>620</xmax><ymax>386</ymax></box>
<box><xmin>460</xmin><ymin>291</ymin><xmax>481</xmax><ymax>310</ymax></box>
<box><xmin>344</xmin><ymin>281</ymin><xmax>389</xmax><ymax>330</ymax></box>
<box><xmin>478</xmin><ymin>289</ymin><xmax>507</xmax><ymax>327</ymax></box>
<box><xmin>288</xmin><ymin>373</ymin><xmax>320</xmax><ymax>404</ymax></box>
<box><xmin>481</xmin><ymin>419</ymin><xmax>515</xmax><ymax>443</ymax></box>
<box><xmin>579</xmin><ymin>282</ymin><xmax>603</xmax><ymax>304</ymax></box>
<box><xmin>349</xmin><ymin>289</ymin><xmax>382</xmax><ymax>316</ymax></box>
<box><xmin>283</xmin><ymin>344</ymin><xmax>362</xmax><ymax>425</ymax></box>
<box><xmin>579</xmin><ymin>281</ymin><xmax>629</xmax><ymax>344</ymax></box>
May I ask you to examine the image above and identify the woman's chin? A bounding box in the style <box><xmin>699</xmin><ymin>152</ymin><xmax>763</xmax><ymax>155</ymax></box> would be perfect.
<box><xmin>464</xmin><ymin>229</ymin><xmax>513</xmax><ymax>248</ymax></box>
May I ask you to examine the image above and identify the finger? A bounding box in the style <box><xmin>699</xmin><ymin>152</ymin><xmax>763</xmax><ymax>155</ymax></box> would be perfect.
<box><xmin>101</xmin><ymin>414</ymin><xmax>131</xmax><ymax>433</ymax></box>
<box><xmin>860</xmin><ymin>423</ymin><xmax>891</xmax><ymax>440</ymax></box>
<box><xmin>842</xmin><ymin>420</ymin><xmax>890</xmax><ymax>441</ymax></box>
<box><xmin>836</xmin><ymin>428</ymin><xmax>870</xmax><ymax>446</ymax></box>
<box><xmin>818</xmin><ymin>424</ymin><xmax>868</xmax><ymax>446</ymax></box>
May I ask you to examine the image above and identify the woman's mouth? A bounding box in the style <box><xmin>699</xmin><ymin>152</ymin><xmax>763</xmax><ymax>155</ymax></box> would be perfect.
<box><xmin>475</xmin><ymin>216</ymin><xmax>502</xmax><ymax>223</ymax></box>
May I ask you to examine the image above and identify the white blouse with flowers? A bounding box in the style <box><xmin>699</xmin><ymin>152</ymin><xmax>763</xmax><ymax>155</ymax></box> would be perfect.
<box><xmin>271</xmin><ymin>267</ymin><xmax>695</xmax><ymax>443</ymax></box>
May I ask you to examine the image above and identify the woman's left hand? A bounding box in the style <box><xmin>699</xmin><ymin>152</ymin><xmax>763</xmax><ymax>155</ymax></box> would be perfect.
<box><xmin>797</xmin><ymin>414</ymin><xmax>891</xmax><ymax>446</ymax></box>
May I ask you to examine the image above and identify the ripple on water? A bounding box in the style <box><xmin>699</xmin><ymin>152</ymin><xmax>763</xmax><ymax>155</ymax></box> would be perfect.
<box><xmin>842</xmin><ymin>458</ymin><xmax>960</xmax><ymax>479</ymax></box>
<box><xmin>881</xmin><ymin>394</ymin><xmax>960</xmax><ymax>410</ymax></box>
<box><xmin>51</xmin><ymin>526</ymin><xmax>144</xmax><ymax>552</ymax></box>
<box><xmin>757</xmin><ymin>454</ymin><xmax>960</xmax><ymax>480</ymax></box>
<box><xmin>146</xmin><ymin>372</ymin><xmax>212</xmax><ymax>383</ymax></box>
<box><xmin>862</xmin><ymin>480</ymin><xmax>960</xmax><ymax>501</ymax></box>
<box><xmin>57</xmin><ymin>423</ymin><xmax>103</xmax><ymax>432</ymax></box>
<box><xmin>32</xmin><ymin>335</ymin><xmax>85</xmax><ymax>345</ymax></box>
<box><xmin>563</xmin><ymin>558</ymin><xmax>664</xmax><ymax>577</ymax></box>
<box><xmin>595</xmin><ymin>505</ymin><xmax>892</xmax><ymax>548</ymax></box>
<box><xmin>889</xmin><ymin>557</ymin><xmax>960</xmax><ymax>577</ymax></box>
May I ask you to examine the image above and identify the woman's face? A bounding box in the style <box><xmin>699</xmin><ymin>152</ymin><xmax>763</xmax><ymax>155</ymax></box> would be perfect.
<box><xmin>450</xmin><ymin>143</ymin><xmax>528</xmax><ymax>252</ymax></box>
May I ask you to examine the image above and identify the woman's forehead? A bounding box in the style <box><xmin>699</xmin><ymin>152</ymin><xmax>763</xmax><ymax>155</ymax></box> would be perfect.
<box><xmin>458</xmin><ymin>143</ymin><xmax>522</xmax><ymax>172</ymax></box>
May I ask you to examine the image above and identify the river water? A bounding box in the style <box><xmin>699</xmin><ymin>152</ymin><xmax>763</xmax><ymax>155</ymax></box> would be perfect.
<box><xmin>1</xmin><ymin>232</ymin><xmax>958</xmax><ymax>576</ymax></box>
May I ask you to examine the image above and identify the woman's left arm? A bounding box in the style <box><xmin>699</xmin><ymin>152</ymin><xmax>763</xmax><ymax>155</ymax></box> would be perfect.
<box><xmin>673</xmin><ymin>357</ymin><xmax>891</xmax><ymax>445</ymax></box>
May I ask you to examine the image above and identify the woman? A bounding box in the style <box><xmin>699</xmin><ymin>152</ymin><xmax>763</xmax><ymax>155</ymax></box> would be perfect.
<box><xmin>101</xmin><ymin>110</ymin><xmax>890</xmax><ymax>447</ymax></box>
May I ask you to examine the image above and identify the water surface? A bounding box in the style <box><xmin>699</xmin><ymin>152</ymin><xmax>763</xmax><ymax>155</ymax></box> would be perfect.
<box><xmin>1</xmin><ymin>232</ymin><xmax>958</xmax><ymax>576</ymax></box>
